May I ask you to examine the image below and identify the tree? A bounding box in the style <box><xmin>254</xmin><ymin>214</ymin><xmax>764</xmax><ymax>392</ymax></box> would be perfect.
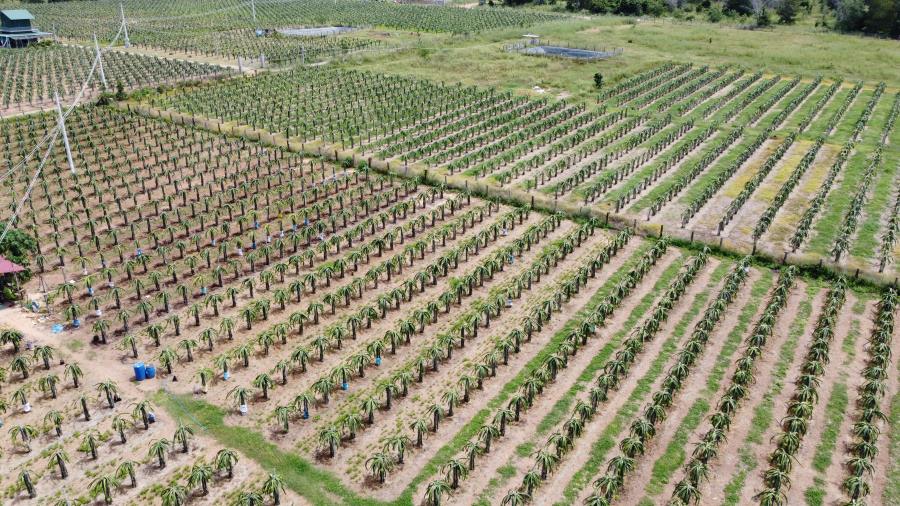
<box><xmin>0</xmin><ymin>226</ymin><xmax>36</xmax><ymax>302</ymax></box>
<box><xmin>216</xmin><ymin>448</ymin><xmax>240</xmax><ymax>479</ymax></box>
<box><xmin>188</xmin><ymin>461</ymin><xmax>214</xmax><ymax>496</ymax></box>
<box><xmin>173</xmin><ymin>423</ymin><xmax>194</xmax><ymax>453</ymax></box>
<box><xmin>132</xmin><ymin>400</ymin><xmax>153</xmax><ymax>430</ymax></box>
<box><xmin>366</xmin><ymin>451</ymin><xmax>394</xmax><ymax>484</ymax></box>
<box><xmin>424</xmin><ymin>479</ymin><xmax>452</xmax><ymax>506</ymax></box>
<box><xmin>149</xmin><ymin>438</ymin><xmax>171</xmax><ymax>468</ymax></box>
<box><xmin>44</xmin><ymin>409</ymin><xmax>64</xmax><ymax>437</ymax></box>
<box><xmin>19</xmin><ymin>469</ymin><xmax>36</xmax><ymax>499</ymax></box>
<box><xmin>443</xmin><ymin>458</ymin><xmax>468</xmax><ymax>489</ymax></box>
<box><xmin>116</xmin><ymin>460</ymin><xmax>139</xmax><ymax>488</ymax></box>
<box><xmin>80</xmin><ymin>430</ymin><xmax>101</xmax><ymax>460</ymax></box>
<box><xmin>161</xmin><ymin>483</ymin><xmax>187</xmax><ymax>506</ymax></box>
<box><xmin>262</xmin><ymin>473</ymin><xmax>286</xmax><ymax>505</ymax></box>
<box><xmin>47</xmin><ymin>445</ymin><xmax>69</xmax><ymax>479</ymax></box>
<box><xmin>90</xmin><ymin>474</ymin><xmax>120</xmax><ymax>505</ymax></box>
<box><xmin>593</xmin><ymin>72</ymin><xmax>604</xmax><ymax>90</ymax></box>
<box><xmin>253</xmin><ymin>373</ymin><xmax>275</xmax><ymax>400</ymax></box>
<box><xmin>96</xmin><ymin>379</ymin><xmax>119</xmax><ymax>409</ymax></box>
<box><xmin>111</xmin><ymin>414</ymin><xmax>133</xmax><ymax>444</ymax></box>
<box><xmin>777</xmin><ymin>0</ymin><xmax>800</xmax><ymax>23</ymax></box>
<box><xmin>318</xmin><ymin>425</ymin><xmax>341</xmax><ymax>458</ymax></box>
<box><xmin>64</xmin><ymin>362</ymin><xmax>83</xmax><ymax>388</ymax></box>
<box><xmin>33</xmin><ymin>345</ymin><xmax>55</xmax><ymax>370</ymax></box>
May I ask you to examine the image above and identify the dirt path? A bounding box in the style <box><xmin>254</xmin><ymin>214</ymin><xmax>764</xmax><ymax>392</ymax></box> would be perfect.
<box><xmin>691</xmin><ymin>138</ymin><xmax>787</xmax><ymax>236</ymax></box>
<box><xmin>721</xmin><ymin>140</ymin><xmax>819</xmax><ymax>242</ymax></box>
<box><xmin>617</xmin><ymin>268</ymin><xmax>766</xmax><ymax>506</ymax></box>
<box><xmin>400</xmin><ymin>240</ymin><xmax>660</xmax><ymax>504</ymax></box>
<box><xmin>537</xmin><ymin>258</ymin><xmax>729</xmax><ymax>506</ymax></box>
<box><xmin>447</xmin><ymin>247</ymin><xmax>686</xmax><ymax>505</ymax></box>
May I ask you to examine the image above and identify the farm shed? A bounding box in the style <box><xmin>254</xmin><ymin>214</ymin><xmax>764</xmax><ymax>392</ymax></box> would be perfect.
<box><xmin>1</xmin><ymin>9</ymin><xmax>52</xmax><ymax>48</ymax></box>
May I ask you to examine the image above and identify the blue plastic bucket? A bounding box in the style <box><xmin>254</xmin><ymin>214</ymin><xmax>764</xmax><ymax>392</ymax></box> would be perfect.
<box><xmin>145</xmin><ymin>365</ymin><xmax>157</xmax><ymax>379</ymax></box>
<box><xmin>133</xmin><ymin>362</ymin><xmax>146</xmax><ymax>381</ymax></box>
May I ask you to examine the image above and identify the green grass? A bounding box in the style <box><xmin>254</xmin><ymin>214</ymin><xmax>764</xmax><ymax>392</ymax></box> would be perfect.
<box><xmin>806</xmin><ymin>91</ymin><xmax>894</xmax><ymax>255</ymax></box>
<box><xmin>342</xmin><ymin>17</ymin><xmax>900</xmax><ymax>108</ymax></box>
<box><xmin>640</xmin><ymin>270</ymin><xmax>774</xmax><ymax>499</ymax></box>
<box><xmin>804</xmin><ymin>477</ymin><xmax>826</xmax><ymax>506</ymax></box>
<box><xmin>810</xmin><ymin>381</ymin><xmax>849</xmax><ymax>473</ymax></box>
<box><xmin>555</xmin><ymin>261</ymin><xmax>732</xmax><ymax>505</ymax></box>
<box><xmin>721</xmin><ymin>282</ymin><xmax>819</xmax><ymax>506</ymax></box>
<box><xmin>158</xmin><ymin>392</ymin><xmax>389</xmax><ymax>506</ymax></box>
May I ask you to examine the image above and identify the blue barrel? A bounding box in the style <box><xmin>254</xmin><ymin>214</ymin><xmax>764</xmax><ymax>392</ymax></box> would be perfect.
<box><xmin>133</xmin><ymin>362</ymin><xmax>146</xmax><ymax>381</ymax></box>
<box><xmin>145</xmin><ymin>365</ymin><xmax>157</xmax><ymax>379</ymax></box>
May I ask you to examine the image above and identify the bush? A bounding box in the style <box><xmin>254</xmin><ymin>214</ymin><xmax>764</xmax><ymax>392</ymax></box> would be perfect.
<box><xmin>707</xmin><ymin>3</ymin><xmax>725</xmax><ymax>21</ymax></box>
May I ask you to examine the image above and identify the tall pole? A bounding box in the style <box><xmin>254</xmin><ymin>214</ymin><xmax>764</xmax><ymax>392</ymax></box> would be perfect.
<box><xmin>93</xmin><ymin>33</ymin><xmax>108</xmax><ymax>90</ymax></box>
<box><xmin>54</xmin><ymin>91</ymin><xmax>77</xmax><ymax>175</ymax></box>
<box><xmin>120</xmin><ymin>3</ymin><xmax>130</xmax><ymax>48</ymax></box>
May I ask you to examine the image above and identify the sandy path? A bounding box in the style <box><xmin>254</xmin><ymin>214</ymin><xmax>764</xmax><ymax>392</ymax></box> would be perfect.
<box><xmin>446</xmin><ymin>247</ymin><xmax>685</xmax><ymax>505</ymax></box>
<box><xmin>508</xmin><ymin>113</ymin><xmax>635</xmax><ymax>190</ymax></box>
<box><xmin>734</xmin><ymin>287</ymin><xmax>832</xmax><ymax>505</ymax></box>
<box><xmin>721</xmin><ymin>140</ymin><xmax>828</xmax><ymax>247</ymax></box>
<box><xmin>759</xmin><ymin>143</ymin><xmax>840</xmax><ymax>251</ymax></box>
<box><xmin>642</xmin><ymin>128</ymin><xmax>744</xmax><ymax>225</ymax></box>
<box><xmin>615</xmin><ymin>130</ymin><xmax>722</xmax><ymax>219</ymax></box>
<box><xmin>617</xmin><ymin>268</ymin><xmax>766</xmax><ymax>505</ymax></box>
<box><xmin>782</xmin><ymin>292</ymin><xmax>865</xmax><ymax>504</ymax></box>
<box><xmin>537</xmin><ymin>259</ymin><xmax>729</xmax><ymax>506</ymax></box>
<box><xmin>657</xmin><ymin>137</ymin><xmax>775</xmax><ymax>234</ymax></box>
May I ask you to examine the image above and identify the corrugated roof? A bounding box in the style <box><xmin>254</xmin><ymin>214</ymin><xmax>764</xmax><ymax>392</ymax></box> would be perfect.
<box><xmin>0</xmin><ymin>255</ymin><xmax>25</xmax><ymax>275</ymax></box>
<box><xmin>1</xmin><ymin>10</ymin><xmax>35</xmax><ymax>21</ymax></box>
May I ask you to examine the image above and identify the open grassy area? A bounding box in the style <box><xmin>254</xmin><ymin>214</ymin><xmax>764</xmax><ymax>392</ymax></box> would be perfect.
<box><xmin>341</xmin><ymin>16</ymin><xmax>900</xmax><ymax>107</ymax></box>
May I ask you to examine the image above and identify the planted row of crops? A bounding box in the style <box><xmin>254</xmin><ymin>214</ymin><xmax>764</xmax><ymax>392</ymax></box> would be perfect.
<box><xmin>145</xmin><ymin>61</ymin><xmax>899</xmax><ymax>278</ymax></box>
<box><xmin>30</xmin><ymin>0</ymin><xmax>563</xmax><ymax>42</ymax></box>
<box><xmin>130</xmin><ymin>28</ymin><xmax>379</xmax><ymax>65</ymax></box>
<box><xmin>0</xmin><ymin>44</ymin><xmax>230</xmax><ymax>113</ymax></box>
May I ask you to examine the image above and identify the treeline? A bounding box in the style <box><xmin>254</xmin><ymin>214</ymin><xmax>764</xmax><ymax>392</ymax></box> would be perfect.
<box><xmin>505</xmin><ymin>0</ymin><xmax>899</xmax><ymax>38</ymax></box>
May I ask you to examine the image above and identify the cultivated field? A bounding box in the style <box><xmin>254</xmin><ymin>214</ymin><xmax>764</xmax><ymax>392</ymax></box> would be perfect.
<box><xmin>0</xmin><ymin>45</ymin><xmax>231</xmax><ymax>116</ymax></box>
<box><xmin>145</xmin><ymin>64</ymin><xmax>900</xmax><ymax>282</ymax></box>
<box><xmin>0</xmin><ymin>1</ymin><xmax>898</xmax><ymax>506</ymax></box>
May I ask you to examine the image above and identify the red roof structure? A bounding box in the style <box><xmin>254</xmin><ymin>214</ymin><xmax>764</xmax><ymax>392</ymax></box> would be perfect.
<box><xmin>0</xmin><ymin>255</ymin><xmax>25</xmax><ymax>274</ymax></box>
